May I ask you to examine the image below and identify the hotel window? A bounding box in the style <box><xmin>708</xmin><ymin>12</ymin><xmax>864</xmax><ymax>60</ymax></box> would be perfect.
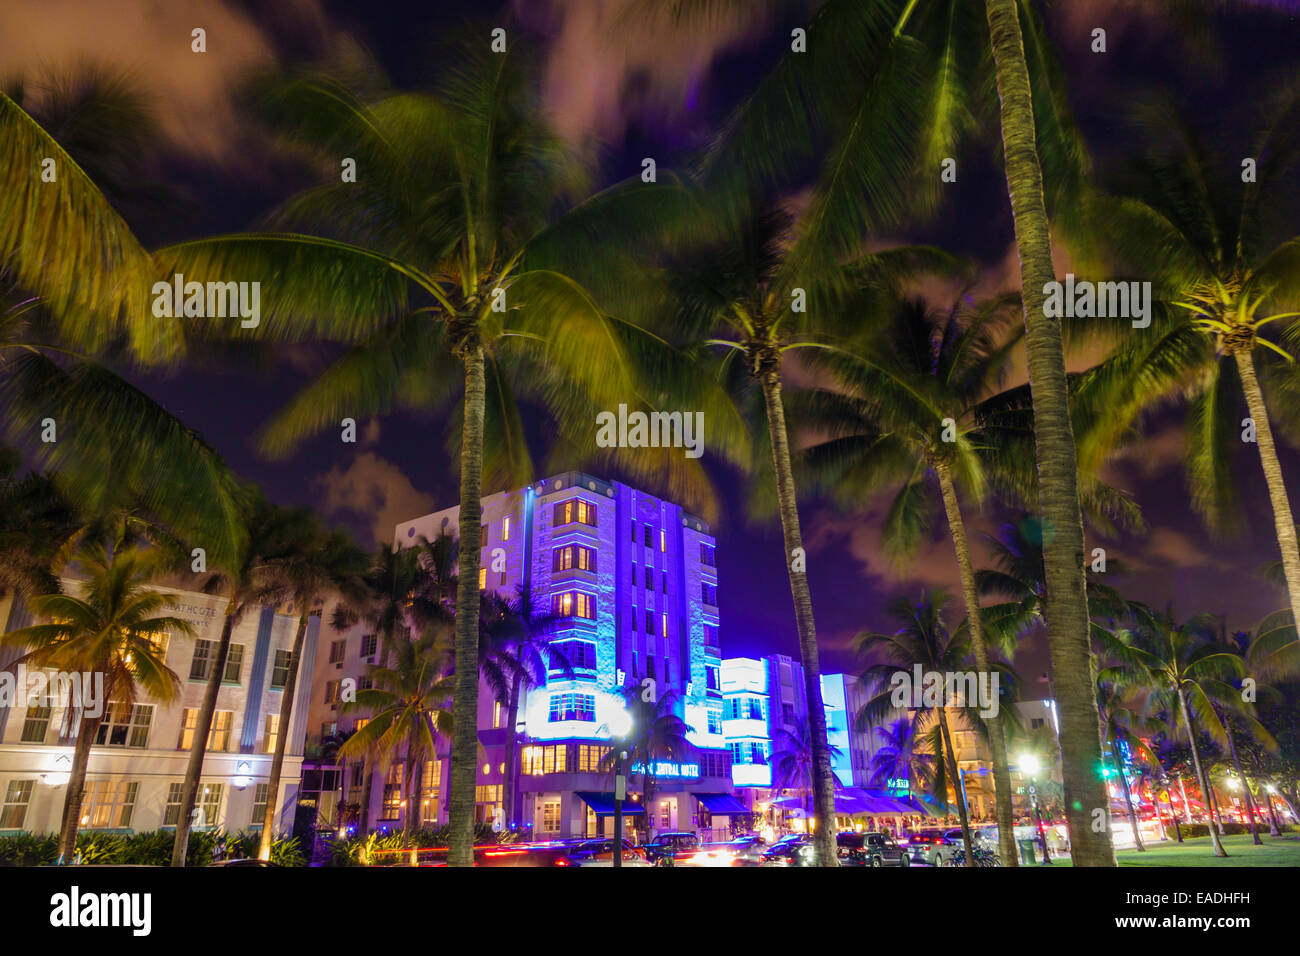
<box><xmin>661</xmin><ymin>571</ymin><xmax>668</xmax><ymax>593</ymax></box>
<box><xmin>541</xmin><ymin>800</ymin><xmax>561</xmax><ymax>834</ymax></box>
<box><xmin>631</xmin><ymin>521</ymin><xmax>637</xmax><ymax>543</ymax></box>
<box><xmin>1</xmin><ymin>780</ymin><xmax>35</xmax><ymax>829</ymax></box>
<box><xmin>782</xmin><ymin>703</ymin><xmax>795</xmax><ymax>725</ymax></box>
<box><xmin>551</xmin><ymin>591</ymin><xmax>595</xmax><ymax>620</ymax></box>
<box><xmin>646</xmin><ymin>657</ymin><xmax>656</xmax><ymax>684</ymax></box>
<box><xmin>163</xmin><ymin>782</ymin><xmax>184</xmax><ymax>826</ymax></box>
<box><xmin>351</xmin><ymin>765</ymin><xmax>364</xmax><ymax>789</ymax></box>
<box><xmin>321</xmin><ymin>721</ymin><xmax>337</xmax><ymax>740</ymax></box>
<box><xmin>270</xmin><ymin>649</ymin><xmax>292</xmax><ymax>688</ymax></box>
<box><xmin>381</xmin><ymin>764</ymin><xmax>404</xmax><ymax>820</ymax></box>
<box><xmin>553</xmin><ymin>545</ymin><xmax>595</xmax><ymax>572</ymax></box>
<box><xmin>501</xmin><ymin>516</ymin><xmax>510</xmax><ymax>541</ymax></box>
<box><xmin>551</xmin><ymin>639</ymin><xmax>596</xmax><ymax>671</ymax></box>
<box><xmin>700</xmin><ymin>543</ymin><xmax>715</xmax><ymax>567</ymax></box>
<box><xmin>329</xmin><ymin>639</ymin><xmax>346</xmax><ymax>664</ymax></box>
<box><xmin>224</xmin><ymin>644</ymin><xmax>244</xmax><ymax>683</ymax></box>
<box><xmin>189</xmin><ymin>639</ymin><xmax>216</xmax><ymax>680</ymax></box>
<box><xmin>481</xmin><ymin>523</ymin><xmax>489</xmax><ymax>543</ymax></box>
<box><xmin>703</xmin><ymin>624</ymin><xmax>719</xmax><ymax>647</ymax></box>
<box><xmin>643</xmin><ymin>524</ymin><xmax>652</xmax><ymax>547</ymax></box>
<box><xmin>661</xmin><ymin>614</ymin><xmax>668</xmax><ymax>638</ymax></box>
<box><xmin>493</xmin><ymin>700</ymin><xmax>502</xmax><ymax>728</ymax></box>
<box><xmin>660</xmin><ymin>529</ymin><xmax>666</xmax><ymax>552</ymax></box>
<box><xmin>80</xmin><ymin>780</ymin><xmax>138</xmax><ymax>829</ymax></box>
<box><xmin>20</xmin><ymin>702</ymin><xmax>51</xmax><ymax>743</ymax></box>
<box><xmin>478</xmin><ymin>567</ymin><xmax>487</xmax><ymax>590</ymax></box>
<box><xmin>645</xmin><ymin>611</ymin><xmax>655</xmax><ymax>635</ymax></box>
<box><xmin>475</xmin><ymin>785</ymin><xmax>502</xmax><ymax>823</ymax></box>
<box><xmin>522</xmin><ymin>744</ymin><xmax>568</xmax><ymax>775</ymax></box>
<box><xmin>630</xmin><ymin>607</ymin><xmax>638</xmax><ymax>632</ymax></box>
<box><xmin>325</xmin><ymin>680</ymin><xmax>342</xmax><ymax>703</ymax></box>
<box><xmin>359</xmin><ymin>675</ymin><xmax>374</xmax><ymax>690</ymax></box>
<box><xmin>252</xmin><ymin>783</ymin><xmax>269</xmax><ymax>826</ymax></box>
<box><xmin>360</xmin><ymin>633</ymin><xmax>378</xmax><ymax>659</ymax></box>
<box><xmin>194</xmin><ymin>783</ymin><xmax>223</xmax><ymax>829</ymax></box>
<box><xmin>554</xmin><ymin>499</ymin><xmax>597</xmax><ymax>527</ymax></box>
<box><xmin>263</xmin><ymin>713</ymin><xmax>281</xmax><ymax>754</ymax></box>
<box><xmin>644</xmin><ymin>566</ymin><xmax>653</xmax><ymax>590</ymax></box>
<box><xmin>547</xmin><ymin>693</ymin><xmax>595</xmax><ymax>722</ymax></box>
<box><xmin>706</xmin><ymin>710</ymin><xmax>722</xmax><ymax>734</ymax></box>
<box><xmin>705</xmin><ymin>663</ymin><xmax>720</xmax><ymax>692</ymax></box>
<box><xmin>577</xmin><ymin>744</ymin><xmax>610</xmax><ymax>772</ymax></box>
<box><xmin>423</xmin><ymin>761</ymin><xmax>441</xmax><ymax>819</ymax></box>
<box><xmin>702</xmin><ymin>583</ymin><xmax>717</xmax><ymax>605</ymax></box>
<box><xmin>96</xmin><ymin>703</ymin><xmax>153</xmax><ymax>748</ymax></box>
<box><xmin>178</xmin><ymin>708</ymin><xmax>231</xmax><ymax>751</ymax></box>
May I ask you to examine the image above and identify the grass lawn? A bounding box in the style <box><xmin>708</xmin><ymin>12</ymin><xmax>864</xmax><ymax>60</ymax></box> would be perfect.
<box><xmin>1051</xmin><ymin>833</ymin><xmax>1300</xmax><ymax>867</ymax></box>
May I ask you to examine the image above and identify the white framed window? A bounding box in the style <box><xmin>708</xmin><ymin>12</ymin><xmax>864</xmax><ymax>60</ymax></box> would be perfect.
<box><xmin>252</xmin><ymin>783</ymin><xmax>270</xmax><ymax>827</ymax></box>
<box><xmin>1</xmin><ymin>780</ymin><xmax>35</xmax><ymax>829</ymax></box>
<box><xmin>263</xmin><ymin>713</ymin><xmax>281</xmax><ymax>755</ymax></box>
<box><xmin>95</xmin><ymin>703</ymin><xmax>153</xmax><ymax>748</ymax></box>
<box><xmin>80</xmin><ymin>780</ymin><xmax>139</xmax><ymax>829</ymax></box>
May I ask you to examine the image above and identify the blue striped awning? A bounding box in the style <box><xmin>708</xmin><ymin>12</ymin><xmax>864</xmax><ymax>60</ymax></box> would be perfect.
<box><xmin>575</xmin><ymin>792</ymin><xmax>646</xmax><ymax>816</ymax></box>
<box><xmin>694</xmin><ymin>792</ymin><xmax>747</xmax><ymax>814</ymax></box>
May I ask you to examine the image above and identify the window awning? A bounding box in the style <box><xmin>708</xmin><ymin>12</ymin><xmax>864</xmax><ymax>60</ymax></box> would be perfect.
<box><xmin>694</xmin><ymin>792</ymin><xmax>747</xmax><ymax>814</ymax></box>
<box><xmin>575</xmin><ymin>791</ymin><xmax>646</xmax><ymax>816</ymax></box>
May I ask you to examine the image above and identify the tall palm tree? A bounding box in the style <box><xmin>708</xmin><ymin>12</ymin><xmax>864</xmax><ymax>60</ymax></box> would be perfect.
<box><xmin>794</xmin><ymin>289</ymin><xmax>1060</xmax><ymax>866</ymax></box>
<box><xmin>170</xmin><ymin>491</ymin><xmax>316</xmax><ymax>866</ymax></box>
<box><xmin>651</xmin><ymin>0</ymin><xmax>1107</xmax><ymax>863</ymax></box>
<box><xmin>478</xmin><ymin>586</ymin><xmax>568</xmax><ymax>831</ymax></box>
<box><xmin>1094</xmin><ymin>670</ymin><xmax>1159</xmax><ymax>852</ymax></box>
<box><xmin>340</xmin><ymin>627</ymin><xmax>455</xmax><ymax>859</ymax></box>
<box><xmin>1123</xmin><ymin>608</ymin><xmax>1246</xmax><ymax>858</ymax></box>
<box><xmin>0</xmin><ymin>534</ymin><xmax>191</xmax><ymax>859</ymax></box>
<box><xmin>771</xmin><ymin>715</ymin><xmax>843</xmax><ymax>821</ymax></box>
<box><xmin>1071</xmin><ymin>82</ymin><xmax>1300</xmax><ymax>632</ymax></box>
<box><xmin>158</xmin><ymin>42</ymin><xmax>740</xmax><ymax>865</ymax></box>
<box><xmin>854</xmin><ymin>589</ymin><xmax>994</xmax><ymax>865</ymax></box>
<box><xmin>257</xmin><ymin>520</ymin><xmax>369</xmax><ymax>859</ymax></box>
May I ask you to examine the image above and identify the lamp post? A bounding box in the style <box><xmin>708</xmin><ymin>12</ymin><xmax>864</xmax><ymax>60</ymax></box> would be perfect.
<box><xmin>1018</xmin><ymin>753</ymin><xmax>1051</xmax><ymax>864</ymax></box>
<box><xmin>608</xmin><ymin>707</ymin><xmax>633</xmax><ymax>869</ymax></box>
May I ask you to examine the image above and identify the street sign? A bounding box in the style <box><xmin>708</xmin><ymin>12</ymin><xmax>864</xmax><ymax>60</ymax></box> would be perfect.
<box><xmin>1027</xmin><ymin>786</ymin><xmax>1037</xmax><ymax>795</ymax></box>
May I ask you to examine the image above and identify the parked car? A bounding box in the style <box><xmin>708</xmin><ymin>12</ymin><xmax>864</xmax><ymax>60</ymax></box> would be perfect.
<box><xmin>905</xmin><ymin>831</ymin><xmax>958</xmax><ymax>866</ymax></box>
<box><xmin>476</xmin><ymin>844</ymin><xmax>583</xmax><ymax>867</ymax></box>
<box><xmin>640</xmin><ymin>832</ymin><xmax>700</xmax><ymax>866</ymax></box>
<box><xmin>944</xmin><ymin>827</ymin><xmax>998</xmax><ymax>848</ymax></box>
<box><xmin>838</xmin><ymin>831</ymin><xmax>910</xmax><ymax>867</ymax></box>
<box><xmin>569</xmin><ymin>838</ymin><xmax>649</xmax><ymax>866</ymax></box>
<box><xmin>761</xmin><ymin>834</ymin><xmax>814</xmax><ymax>867</ymax></box>
<box><xmin>677</xmin><ymin>835</ymin><xmax>765</xmax><ymax>867</ymax></box>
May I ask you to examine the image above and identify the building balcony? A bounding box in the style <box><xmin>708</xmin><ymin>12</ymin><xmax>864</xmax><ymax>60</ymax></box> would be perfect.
<box><xmin>720</xmin><ymin>717</ymin><xmax>767</xmax><ymax>740</ymax></box>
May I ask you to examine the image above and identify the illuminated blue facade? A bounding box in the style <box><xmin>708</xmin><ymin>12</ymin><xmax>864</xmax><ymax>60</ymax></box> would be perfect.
<box><xmin>394</xmin><ymin>472</ymin><xmax>736</xmax><ymax>839</ymax></box>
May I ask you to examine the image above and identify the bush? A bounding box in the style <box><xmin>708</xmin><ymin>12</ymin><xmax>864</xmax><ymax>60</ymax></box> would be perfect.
<box><xmin>0</xmin><ymin>829</ymin><xmax>307</xmax><ymax>867</ymax></box>
<box><xmin>1172</xmin><ymin>822</ymin><xmax>1291</xmax><ymax>839</ymax></box>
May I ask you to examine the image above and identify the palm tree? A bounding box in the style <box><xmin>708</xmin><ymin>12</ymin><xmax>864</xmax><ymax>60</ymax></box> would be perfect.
<box><xmin>0</xmin><ymin>534</ymin><xmax>191</xmax><ymax>859</ymax></box>
<box><xmin>604</xmin><ymin>676</ymin><xmax>696</xmax><ymax>841</ymax></box>
<box><xmin>868</xmin><ymin>715</ymin><xmax>937</xmax><ymax>801</ymax></box>
<box><xmin>651</xmin><ymin>0</ymin><xmax>1107</xmax><ymax>863</ymax></box>
<box><xmin>341</xmin><ymin>628</ymin><xmax>454</xmax><ymax>859</ymax></box>
<box><xmin>0</xmin><ymin>70</ymin><xmax>243</xmax><ymax>564</ymax></box>
<box><xmin>794</xmin><ymin>289</ymin><xmax>1053</xmax><ymax>866</ymax></box>
<box><xmin>257</xmin><ymin>520</ymin><xmax>369</xmax><ymax>859</ymax></box>
<box><xmin>478</xmin><ymin>586</ymin><xmax>568</xmax><ymax>831</ymax></box>
<box><xmin>1123</xmin><ymin>608</ymin><xmax>1246</xmax><ymax>858</ymax></box>
<box><xmin>771</xmin><ymin>715</ymin><xmax>843</xmax><ymax>823</ymax></box>
<box><xmin>158</xmin><ymin>42</ymin><xmax>739</xmax><ymax>865</ymax></box>
<box><xmin>855</xmin><ymin>589</ymin><xmax>994</xmax><ymax>865</ymax></box>
<box><xmin>1094</xmin><ymin>670</ymin><xmax>1159</xmax><ymax>852</ymax></box>
<box><xmin>0</xmin><ymin>448</ymin><xmax>76</xmax><ymax>603</ymax></box>
<box><xmin>170</xmin><ymin>491</ymin><xmax>317</xmax><ymax>866</ymax></box>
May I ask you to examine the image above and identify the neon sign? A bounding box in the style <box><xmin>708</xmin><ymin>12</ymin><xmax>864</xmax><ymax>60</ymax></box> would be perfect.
<box><xmin>631</xmin><ymin>761</ymin><xmax>700</xmax><ymax>779</ymax></box>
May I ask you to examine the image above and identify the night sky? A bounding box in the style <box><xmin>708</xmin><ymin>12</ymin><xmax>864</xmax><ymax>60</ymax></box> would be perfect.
<box><xmin>5</xmin><ymin>0</ymin><xmax>1300</xmax><ymax>681</ymax></box>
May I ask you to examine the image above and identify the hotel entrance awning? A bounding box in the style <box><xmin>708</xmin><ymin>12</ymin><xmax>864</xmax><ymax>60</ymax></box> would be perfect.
<box><xmin>575</xmin><ymin>791</ymin><xmax>646</xmax><ymax>815</ymax></box>
<box><xmin>694</xmin><ymin>792</ymin><xmax>747</xmax><ymax>814</ymax></box>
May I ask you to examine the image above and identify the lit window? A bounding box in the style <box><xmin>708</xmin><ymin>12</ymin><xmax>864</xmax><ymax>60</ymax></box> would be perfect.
<box><xmin>80</xmin><ymin>780</ymin><xmax>139</xmax><ymax>829</ymax></box>
<box><xmin>551</xmin><ymin>591</ymin><xmax>595</xmax><ymax>620</ymax></box>
<box><xmin>662</xmin><ymin>613</ymin><xmax>668</xmax><ymax>638</ymax></box>
<box><xmin>554</xmin><ymin>499</ymin><xmax>597</xmax><ymax>527</ymax></box>
<box><xmin>547</xmin><ymin>694</ymin><xmax>596</xmax><ymax>722</ymax></box>
<box><xmin>20</xmin><ymin>701</ymin><xmax>51</xmax><ymax>743</ymax></box>
<box><xmin>479</xmin><ymin>567</ymin><xmax>487</xmax><ymax>590</ymax></box>
<box><xmin>660</xmin><ymin>529</ymin><xmax>666</xmax><ymax>552</ymax></box>
<box><xmin>502</xmin><ymin>516</ymin><xmax>510</xmax><ymax>541</ymax></box>
<box><xmin>263</xmin><ymin>713</ymin><xmax>281</xmax><ymax>754</ymax></box>
<box><xmin>493</xmin><ymin>701</ymin><xmax>501</xmax><ymax>728</ymax></box>
<box><xmin>0</xmin><ymin>780</ymin><xmax>34</xmax><ymax>829</ymax></box>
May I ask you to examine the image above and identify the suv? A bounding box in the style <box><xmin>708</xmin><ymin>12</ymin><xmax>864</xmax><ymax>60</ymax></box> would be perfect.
<box><xmin>838</xmin><ymin>831</ymin><xmax>910</xmax><ymax>867</ymax></box>
<box><xmin>640</xmin><ymin>832</ymin><xmax>700</xmax><ymax>866</ymax></box>
<box><xmin>761</xmin><ymin>834</ymin><xmax>814</xmax><ymax>867</ymax></box>
<box><xmin>905</xmin><ymin>831</ymin><xmax>957</xmax><ymax>866</ymax></box>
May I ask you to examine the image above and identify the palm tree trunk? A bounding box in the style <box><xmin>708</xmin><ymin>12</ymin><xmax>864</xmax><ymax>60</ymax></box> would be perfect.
<box><xmin>644</xmin><ymin>772</ymin><xmax>656</xmax><ymax>842</ymax></box>
<box><xmin>258</xmin><ymin>608</ymin><xmax>311</xmax><ymax>860</ymax></box>
<box><xmin>1234</xmin><ymin>349</ymin><xmax>1300</xmax><ymax>629</ymax></box>
<box><xmin>501</xmin><ymin>674</ymin><xmax>522</xmax><ymax>830</ymax></box>
<box><xmin>937</xmin><ymin>466</ymin><xmax>1018</xmax><ymax>866</ymax></box>
<box><xmin>1109</xmin><ymin>736</ymin><xmax>1144</xmax><ymax>851</ymax></box>
<box><xmin>1208</xmin><ymin>776</ymin><xmax>1226</xmax><ymax>836</ymax></box>
<box><xmin>936</xmin><ymin>708</ymin><xmax>975</xmax><ymax>866</ymax></box>
<box><xmin>359</xmin><ymin>755</ymin><xmax>374</xmax><ymax>833</ymax></box>
<box><xmin>171</xmin><ymin>605</ymin><xmax>238</xmax><ymax>867</ymax></box>
<box><xmin>403</xmin><ymin>754</ymin><xmax>418</xmax><ymax>865</ymax></box>
<box><xmin>1177</xmin><ymin>685</ymin><xmax>1227</xmax><ymax>857</ymax></box>
<box><xmin>1223</xmin><ymin>716</ymin><xmax>1261</xmax><ymax>845</ymax></box>
<box><xmin>983</xmin><ymin>0</ymin><xmax>1114</xmax><ymax>867</ymax></box>
<box><xmin>1178</xmin><ymin>773</ymin><xmax>1192</xmax><ymax>824</ymax></box>
<box><xmin>757</xmin><ymin>366</ymin><xmax>837</xmax><ymax>868</ymax></box>
<box><xmin>1168</xmin><ymin>787</ymin><xmax>1182</xmax><ymax>842</ymax></box>
<box><xmin>56</xmin><ymin>714</ymin><xmax>99</xmax><ymax>861</ymax></box>
<box><xmin>448</xmin><ymin>342</ymin><xmax>486</xmax><ymax>867</ymax></box>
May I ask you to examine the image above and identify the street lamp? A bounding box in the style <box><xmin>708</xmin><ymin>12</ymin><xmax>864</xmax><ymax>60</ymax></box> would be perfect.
<box><xmin>1018</xmin><ymin>753</ymin><xmax>1051</xmax><ymax>865</ymax></box>
<box><xmin>608</xmin><ymin>706</ymin><xmax>633</xmax><ymax>869</ymax></box>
